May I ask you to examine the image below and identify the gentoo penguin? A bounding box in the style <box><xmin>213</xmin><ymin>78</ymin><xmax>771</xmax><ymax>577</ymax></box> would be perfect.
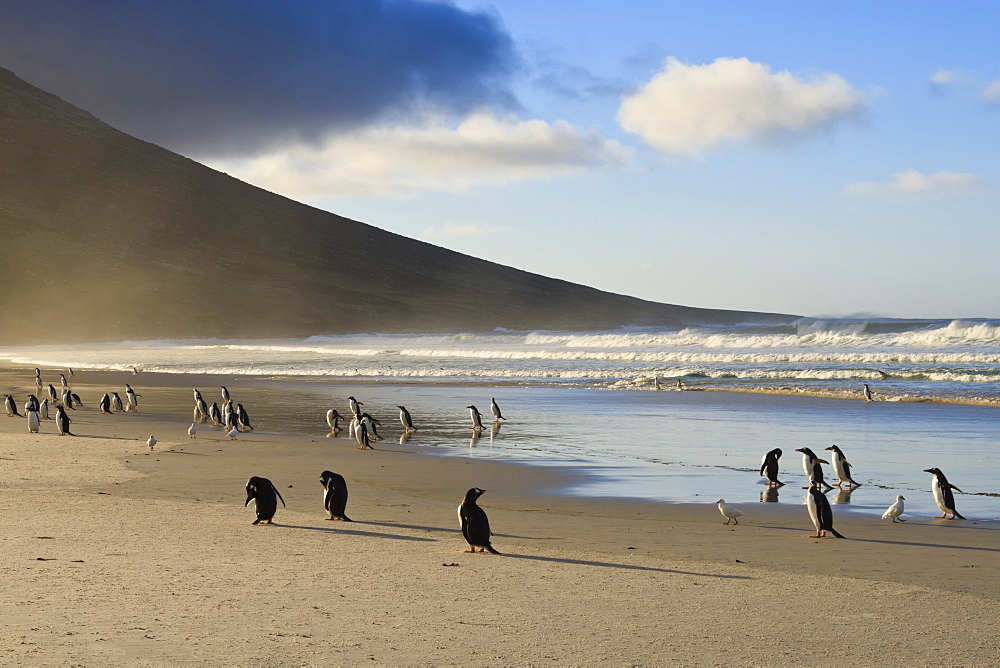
<box><xmin>111</xmin><ymin>392</ymin><xmax>124</xmax><ymax>412</ymax></box>
<box><xmin>60</xmin><ymin>373</ymin><xmax>69</xmax><ymax>389</ymax></box>
<box><xmin>882</xmin><ymin>495</ymin><xmax>906</xmax><ymax>523</ymax></box>
<box><xmin>236</xmin><ymin>403</ymin><xmax>253</xmax><ymax>431</ymax></box>
<box><xmin>27</xmin><ymin>409</ymin><xmax>40</xmax><ymax>433</ymax></box>
<box><xmin>62</xmin><ymin>389</ymin><xmax>75</xmax><ymax>409</ymax></box>
<box><xmin>924</xmin><ymin>468</ymin><xmax>966</xmax><ymax>519</ymax></box>
<box><xmin>210</xmin><ymin>402</ymin><xmax>222</xmax><ymax>426</ymax></box>
<box><xmin>716</xmin><ymin>499</ymin><xmax>744</xmax><ymax>525</ymax></box>
<box><xmin>397</xmin><ymin>405</ymin><xmax>416</xmax><ymax>432</ymax></box>
<box><xmin>47</xmin><ymin>384</ymin><xmax>58</xmax><ymax>402</ymax></box>
<box><xmin>220</xmin><ymin>386</ymin><xmax>231</xmax><ymax>402</ymax></box>
<box><xmin>125</xmin><ymin>384</ymin><xmax>138</xmax><ymax>411</ymax></box>
<box><xmin>55</xmin><ymin>404</ymin><xmax>74</xmax><ymax>436</ymax></box>
<box><xmin>355</xmin><ymin>420</ymin><xmax>372</xmax><ymax>450</ymax></box>
<box><xmin>326</xmin><ymin>409</ymin><xmax>342</xmax><ymax>433</ymax></box>
<box><xmin>490</xmin><ymin>397</ymin><xmax>505</xmax><ymax>422</ymax></box>
<box><xmin>805</xmin><ymin>481</ymin><xmax>844</xmax><ymax>538</ymax></box>
<box><xmin>245</xmin><ymin>476</ymin><xmax>285</xmax><ymax>525</ymax></box>
<box><xmin>467</xmin><ymin>405</ymin><xmax>485</xmax><ymax>431</ymax></box>
<box><xmin>458</xmin><ymin>487</ymin><xmax>500</xmax><ymax>554</ymax></box>
<box><xmin>70</xmin><ymin>392</ymin><xmax>82</xmax><ymax>407</ymax></box>
<box><xmin>361</xmin><ymin>412</ymin><xmax>381</xmax><ymax>440</ymax></box>
<box><xmin>39</xmin><ymin>398</ymin><xmax>50</xmax><ymax>420</ymax></box>
<box><xmin>863</xmin><ymin>384</ymin><xmax>874</xmax><ymax>402</ymax></box>
<box><xmin>35</xmin><ymin>375</ymin><xmax>43</xmax><ymax>390</ymax></box>
<box><xmin>188</xmin><ymin>422</ymin><xmax>198</xmax><ymax>438</ymax></box>
<box><xmin>825</xmin><ymin>445</ymin><xmax>861</xmax><ymax>487</ymax></box>
<box><xmin>147</xmin><ymin>435</ymin><xmax>157</xmax><ymax>450</ymax></box>
<box><xmin>795</xmin><ymin>447</ymin><xmax>832</xmax><ymax>490</ymax></box>
<box><xmin>760</xmin><ymin>448</ymin><xmax>784</xmax><ymax>487</ymax></box>
<box><xmin>193</xmin><ymin>388</ymin><xmax>203</xmax><ymax>402</ymax></box>
<box><xmin>347</xmin><ymin>396</ymin><xmax>363</xmax><ymax>418</ymax></box>
<box><xmin>25</xmin><ymin>394</ymin><xmax>39</xmax><ymax>413</ymax></box>
<box><xmin>100</xmin><ymin>393</ymin><xmax>112</xmax><ymax>414</ymax></box>
<box><xmin>224</xmin><ymin>408</ymin><xmax>239</xmax><ymax>432</ymax></box>
<box><xmin>319</xmin><ymin>470</ymin><xmax>352</xmax><ymax>521</ymax></box>
<box><xmin>4</xmin><ymin>394</ymin><xmax>21</xmax><ymax>417</ymax></box>
<box><xmin>196</xmin><ymin>396</ymin><xmax>209</xmax><ymax>420</ymax></box>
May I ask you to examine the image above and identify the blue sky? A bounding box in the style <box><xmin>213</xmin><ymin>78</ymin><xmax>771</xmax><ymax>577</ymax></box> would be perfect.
<box><xmin>2</xmin><ymin>1</ymin><xmax>998</xmax><ymax>319</ymax></box>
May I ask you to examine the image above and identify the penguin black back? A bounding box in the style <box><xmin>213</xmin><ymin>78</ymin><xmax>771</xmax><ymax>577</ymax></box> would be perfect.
<box><xmin>319</xmin><ymin>470</ymin><xmax>352</xmax><ymax>521</ymax></box>
<box><xmin>245</xmin><ymin>476</ymin><xmax>285</xmax><ymax>525</ymax></box>
<box><xmin>808</xmin><ymin>483</ymin><xmax>844</xmax><ymax>538</ymax></box>
<box><xmin>458</xmin><ymin>487</ymin><xmax>500</xmax><ymax>554</ymax></box>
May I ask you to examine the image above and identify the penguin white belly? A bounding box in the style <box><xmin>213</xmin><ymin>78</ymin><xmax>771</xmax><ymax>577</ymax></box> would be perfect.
<box><xmin>806</xmin><ymin>494</ymin><xmax>821</xmax><ymax>531</ymax></box>
<box><xmin>931</xmin><ymin>478</ymin><xmax>947</xmax><ymax>512</ymax></box>
<box><xmin>832</xmin><ymin>456</ymin><xmax>847</xmax><ymax>481</ymax></box>
<box><xmin>801</xmin><ymin>455</ymin><xmax>811</xmax><ymax>479</ymax></box>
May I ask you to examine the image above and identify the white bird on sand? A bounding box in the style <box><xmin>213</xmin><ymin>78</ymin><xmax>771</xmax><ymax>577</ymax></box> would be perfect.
<box><xmin>226</xmin><ymin>426</ymin><xmax>240</xmax><ymax>440</ymax></box>
<box><xmin>882</xmin><ymin>495</ymin><xmax>906</xmax><ymax>523</ymax></box>
<box><xmin>188</xmin><ymin>423</ymin><xmax>197</xmax><ymax>439</ymax></box>
<box><xmin>147</xmin><ymin>435</ymin><xmax>157</xmax><ymax>450</ymax></box>
<box><xmin>717</xmin><ymin>499</ymin><xmax>745</xmax><ymax>525</ymax></box>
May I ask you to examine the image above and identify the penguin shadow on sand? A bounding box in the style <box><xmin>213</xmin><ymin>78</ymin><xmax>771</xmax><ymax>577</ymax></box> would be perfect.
<box><xmin>501</xmin><ymin>553</ymin><xmax>752</xmax><ymax>579</ymax></box>
<box><xmin>273</xmin><ymin>523</ymin><xmax>437</xmax><ymax>543</ymax></box>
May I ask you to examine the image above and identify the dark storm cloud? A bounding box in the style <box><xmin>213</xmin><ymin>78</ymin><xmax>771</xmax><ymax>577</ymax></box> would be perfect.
<box><xmin>0</xmin><ymin>0</ymin><xmax>519</xmax><ymax>156</ymax></box>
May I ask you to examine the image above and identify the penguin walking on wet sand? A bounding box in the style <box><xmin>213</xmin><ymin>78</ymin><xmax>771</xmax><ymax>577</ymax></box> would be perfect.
<box><xmin>39</xmin><ymin>398</ymin><xmax>51</xmax><ymax>420</ymax></box>
<box><xmin>245</xmin><ymin>476</ymin><xmax>285</xmax><ymax>525</ymax></box>
<box><xmin>326</xmin><ymin>409</ymin><xmax>343</xmax><ymax>433</ymax></box>
<box><xmin>458</xmin><ymin>487</ymin><xmax>500</xmax><ymax>554</ymax></box>
<box><xmin>27</xmin><ymin>408</ymin><xmax>40</xmax><ymax>433</ymax></box>
<box><xmin>882</xmin><ymin>495</ymin><xmax>906</xmax><ymax>523</ymax></box>
<box><xmin>825</xmin><ymin>444</ymin><xmax>861</xmax><ymax>487</ymax></box>
<box><xmin>236</xmin><ymin>403</ymin><xmax>254</xmax><ymax>431</ymax></box>
<box><xmin>100</xmin><ymin>393</ymin><xmax>112</xmax><ymax>414</ymax></box>
<box><xmin>806</xmin><ymin>481</ymin><xmax>844</xmax><ymax>538</ymax></box>
<box><xmin>397</xmin><ymin>405</ymin><xmax>416</xmax><ymax>432</ymax></box>
<box><xmin>795</xmin><ymin>447</ymin><xmax>832</xmax><ymax>490</ymax></box>
<box><xmin>111</xmin><ymin>392</ymin><xmax>124</xmax><ymax>413</ymax></box>
<box><xmin>348</xmin><ymin>396</ymin><xmax>363</xmax><ymax>419</ymax></box>
<box><xmin>355</xmin><ymin>419</ymin><xmax>372</xmax><ymax>450</ymax></box>
<box><xmin>490</xmin><ymin>397</ymin><xmax>505</xmax><ymax>422</ymax></box>
<box><xmin>760</xmin><ymin>448</ymin><xmax>784</xmax><ymax>487</ymax></box>
<box><xmin>125</xmin><ymin>384</ymin><xmax>139</xmax><ymax>411</ymax></box>
<box><xmin>221</xmin><ymin>386</ymin><xmax>231</xmax><ymax>403</ymax></box>
<box><xmin>924</xmin><ymin>468</ymin><xmax>966</xmax><ymax>519</ymax></box>
<box><xmin>47</xmin><ymin>384</ymin><xmax>58</xmax><ymax>403</ymax></box>
<box><xmin>320</xmin><ymin>470</ymin><xmax>352</xmax><ymax>521</ymax></box>
<box><xmin>196</xmin><ymin>396</ymin><xmax>209</xmax><ymax>421</ymax></box>
<box><xmin>210</xmin><ymin>402</ymin><xmax>222</xmax><ymax>426</ymax></box>
<box><xmin>467</xmin><ymin>405</ymin><xmax>485</xmax><ymax>431</ymax></box>
<box><xmin>5</xmin><ymin>394</ymin><xmax>22</xmax><ymax>417</ymax></box>
<box><xmin>55</xmin><ymin>404</ymin><xmax>74</xmax><ymax>436</ymax></box>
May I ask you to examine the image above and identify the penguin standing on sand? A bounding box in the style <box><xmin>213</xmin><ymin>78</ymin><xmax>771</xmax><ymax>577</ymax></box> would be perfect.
<box><xmin>458</xmin><ymin>487</ymin><xmax>500</xmax><ymax>554</ymax></box>
<box><xmin>210</xmin><ymin>402</ymin><xmax>222</xmax><ymax>426</ymax></box>
<box><xmin>39</xmin><ymin>398</ymin><xmax>50</xmax><ymax>420</ymax></box>
<box><xmin>361</xmin><ymin>413</ymin><xmax>381</xmax><ymax>440</ymax></box>
<box><xmin>221</xmin><ymin>386</ymin><xmax>231</xmax><ymax>403</ymax></box>
<box><xmin>825</xmin><ymin>445</ymin><xmax>861</xmax><ymax>487</ymax></box>
<box><xmin>27</xmin><ymin>408</ymin><xmax>40</xmax><ymax>433</ymax></box>
<box><xmin>924</xmin><ymin>468</ymin><xmax>966</xmax><ymax>519</ymax></box>
<box><xmin>806</xmin><ymin>481</ymin><xmax>844</xmax><ymax>538</ymax></box>
<box><xmin>5</xmin><ymin>394</ymin><xmax>21</xmax><ymax>417</ymax></box>
<box><xmin>760</xmin><ymin>448</ymin><xmax>784</xmax><ymax>487</ymax></box>
<box><xmin>25</xmin><ymin>394</ymin><xmax>39</xmax><ymax>413</ymax></box>
<box><xmin>47</xmin><ymin>384</ymin><xmax>58</xmax><ymax>402</ymax></box>
<box><xmin>100</xmin><ymin>393</ymin><xmax>112</xmax><ymax>414</ymax></box>
<box><xmin>795</xmin><ymin>447</ymin><xmax>832</xmax><ymax>489</ymax></box>
<box><xmin>125</xmin><ymin>384</ymin><xmax>139</xmax><ymax>411</ymax></box>
<box><xmin>55</xmin><ymin>404</ymin><xmax>73</xmax><ymax>436</ymax></box>
<box><xmin>397</xmin><ymin>405</ymin><xmax>416</xmax><ymax>432</ymax></box>
<box><xmin>236</xmin><ymin>403</ymin><xmax>254</xmax><ymax>431</ymax></box>
<box><xmin>196</xmin><ymin>396</ymin><xmax>209</xmax><ymax>421</ymax></box>
<box><xmin>355</xmin><ymin>419</ymin><xmax>372</xmax><ymax>450</ymax></box>
<box><xmin>319</xmin><ymin>470</ymin><xmax>352</xmax><ymax>521</ymax></box>
<box><xmin>111</xmin><ymin>392</ymin><xmax>124</xmax><ymax>412</ymax></box>
<box><xmin>490</xmin><ymin>397</ymin><xmax>506</xmax><ymax>422</ymax></box>
<box><xmin>245</xmin><ymin>476</ymin><xmax>285</xmax><ymax>525</ymax></box>
<box><xmin>62</xmin><ymin>388</ymin><xmax>75</xmax><ymax>409</ymax></box>
<box><xmin>467</xmin><ymin>405</ymin><xmax>485</xmax><ymax>431</ymax></box>
<box><xmin>326</xmin><ymin>409</ymin><xmax>342</xmax><ymax>433</ymax></box>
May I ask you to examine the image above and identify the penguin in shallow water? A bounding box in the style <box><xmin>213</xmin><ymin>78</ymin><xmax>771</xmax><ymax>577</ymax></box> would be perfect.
<box><xmin>795</xmin><ymin>447</ymin><xmax>832</xmax><ymax>490</ymax></box>
<box><xmin>467</xmin><ymin>405</ymin><xmax>485</xmax><ymax>431</ymax></box>
<box><xmin>125</xmin><ymin>384</ymin><xmax>138</xmax><ymax>411</ymax></box>
<box><xmin>490</xmin><ymin>397</ymin><xmax>505</xmax><ymax>422</ymax></box>
<box><xmin>319</xmin><ymin>470</ymin><xmax>352</xmax><ymax>521</ymax></box>
<box><xmin>458</xmin><ymin>487</ymin><xmax>500</xmax><ymax>554</ymax></box>
<box><xmin>924</xmin><ymin>468</ymin><xmax>966</xmax><ymax>519</ymax></box>
<box><xmin>5</xmin><ymin>394</ymin><xmax>21</xmax><ymax>417</ymax></box>
<box><xmin>806</xmin><ymin>481</ymin><xmax>844</xmax><ymax>538</ymax></box>
<box><xmin>760</xmin><ymin>448</ymin><xmax>784</xmax><ymax>487</ymax></box>
<box><xmin>397</xmin><ymin>405</ymin><xmax>416</xmax><ymax>432</ymax></box>
<box><xmin>361</xmin><ymin>412</ymin><xmax>381</xmax><ymax>440</ymax></box>
<box><xmin>245</xmin><ymin>476</ymin><xmax>285</xmax><ymax>525</ymax></box>
<box><xmin>55</xmin><ymin>404</ymin><xmax>73</xmax><ymax>436</ymax></box>
<box><xmin>825</xmin><ymin>444</ymin><xmax>861</xmax><ymax>487</ymax></box>
<box><xmin>347</xmin><ymin>396</ymin><xmax>363</xmax><ymax>418</ymax></box>
<box><xmin>326</xmin><ymin>409</ymin><xmax>343</xmax><ymax>433</ymax></box>
<box><xmin>863</xmin><ymin>384</ymin><xmax>874</xmax><ymax>402</ymax></box>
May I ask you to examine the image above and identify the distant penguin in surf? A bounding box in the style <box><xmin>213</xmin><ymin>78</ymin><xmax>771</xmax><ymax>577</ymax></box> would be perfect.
<box><xmin>490</xmin><ymin>397</ymin><xmax>506</xmax><ymax>422</ymax></box>
<box><xmin>320</xmin><ymin>470</ymin><xmax>352</xmax><ymax>521</ymax></box>
<box><xmin>245</xmin><ymin>476</ymin><xmax>285</xmax><ymax>525</ymax></box>
<box><xmin>55</xmin><ymin>404</ymin><xmax>73</xmax><ymax>436</ymax></box>
<box><xmin>795</xmin><ymin>447</ymin><xmax>832</xmax><ymax>490</ymax></box>
<box><xmin>326</xmin><ymin>409</ymin><xmax>342</xmax><ymax>433</ymax></box>
<box><xmin>27</xmin><ymin>409</ymin><xmax>40</xmax><ymax>433</ymax></box>
<box><xmin>863</xmin><ymin>384</ymin><xmax>874</xmax><ymax>402</ymax></box>
<box><xmin>760</xmin><ymin>448</ymin><xmax>784</xmax><ymax>487</ymax></box>
<box><xmin>5</xmin><ymin>394</ymin><xmax>22</xmax><ymax>417</ymax></box>
<box><xmin>882</xmin><ymin>495</ymin><xmax>906</xmax><ymax>523</ymax></box>
<box><xmin>100</xmin><ymin>393</ymin><xmax>112</xmax><ymax>414</ymax></box>
<box><xmin>716</xmin><ymin>499</ymin><xmax>745</xmax><ymax>525</ymax></box>
<box><xmin>467</xmin><ymin>405</ymin><xmax>485</xmax><ymax>431</ymax></box>
<box><xmin>458</xmin><ymin>487</ymin><xmax>500</xmax><ymax>554</ymax></box>
<box><xmin>924</xmin><ymin>468</ymin><xmax>966</xmax><ymax>519</ymax></box>
<box><xmin>111</xmin><ymin>392</ymin><xmax>124</xmax><ymax>412</ymax></box>
<box><xmin>806</xmin><ymin>481</ymin><xmax>844</xmax><ymax>538</ymax></box>
<box><xmin>397</xmin><ymin>405</ymin><xmax>416</xmax><ymax>432</ymax></box>
<box><xmin>825</xmin><ymin>445</ymin><xmax>861</xmax><ymax>487</ymax></box>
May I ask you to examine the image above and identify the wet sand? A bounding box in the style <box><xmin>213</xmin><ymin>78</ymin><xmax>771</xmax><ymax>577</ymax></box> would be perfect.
<box><xmin>1</xmin><ymin>370</ymin><xmax>999</xmax><ymax>664</ymax></box>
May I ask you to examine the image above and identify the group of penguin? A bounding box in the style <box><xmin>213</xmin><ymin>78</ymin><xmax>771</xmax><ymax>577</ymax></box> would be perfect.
<box><xmin>189</xmin><ymin>386</ymin><xmax>253</xmax><ymax>440</ymax></box>
<box><xmin>717</xmin><ymin>444</ymin><xmax>968</xmax><ymax>538</ymax></box>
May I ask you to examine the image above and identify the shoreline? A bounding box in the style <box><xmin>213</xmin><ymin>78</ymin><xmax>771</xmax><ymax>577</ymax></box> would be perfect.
<box><xmin>2</xmin><ymin>368</ymin><xmax>999</xmax><ymax>663</ymax></box>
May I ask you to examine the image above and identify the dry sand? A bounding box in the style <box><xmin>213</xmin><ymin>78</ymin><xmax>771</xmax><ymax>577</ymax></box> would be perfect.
<box><xmin>2</xmin><ymin>380</ymin><xmax>999</xmax><ymax>665</ymax></box>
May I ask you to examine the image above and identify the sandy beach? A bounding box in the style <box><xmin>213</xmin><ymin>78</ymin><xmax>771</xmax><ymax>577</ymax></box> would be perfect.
<box><xmin>2</xmin><ymin>371</ymin><xmax>999</xmax><ymax>665</ymax></box>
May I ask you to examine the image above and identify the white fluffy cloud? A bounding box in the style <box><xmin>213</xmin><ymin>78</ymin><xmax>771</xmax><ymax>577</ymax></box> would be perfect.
<box><xmin>203</xmin><ymin>111</ymin><xmax>630</xmax><ymax>198</ymax></box>
<box><xmin>843</xmin><ymin>169</ymin><xmax>990</xmax><ymax>200</ymax></box>
<box><xmin>982</xmin><ymin>79</ymin><xmax>1000</xmax><ymax>104</ymax></box>
<box><xmin>929</xmin><ymin>68</ymin><xmax>959</xmax><ymax>87</ymax></box>
<box><xmin>617</xmin><ymin>57</ymin><xmax>865</xmax><ymax>156</ymax></box>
